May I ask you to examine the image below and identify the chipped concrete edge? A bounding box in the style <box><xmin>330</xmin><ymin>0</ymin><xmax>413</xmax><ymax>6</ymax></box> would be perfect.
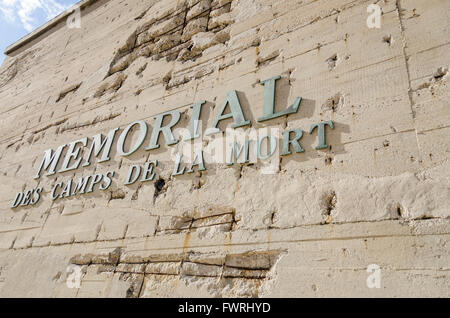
<box><xmin>4</xmin><ymin>0</ymin><xmax>104</xmax><ymax>56</ymax></box>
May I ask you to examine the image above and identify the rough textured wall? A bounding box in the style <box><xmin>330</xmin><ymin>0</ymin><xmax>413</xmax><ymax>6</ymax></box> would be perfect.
<box><xmin>0</xmin><ymin>0</ymin><xmax>448</xmax><ymax>297</ymax></box>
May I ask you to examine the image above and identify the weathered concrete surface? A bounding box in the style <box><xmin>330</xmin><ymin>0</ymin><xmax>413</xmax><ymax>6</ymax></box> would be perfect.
<box><xmin>0</xmin><ymin>0</ymin><xmax>448</xmax><ymax>297</ymax></box>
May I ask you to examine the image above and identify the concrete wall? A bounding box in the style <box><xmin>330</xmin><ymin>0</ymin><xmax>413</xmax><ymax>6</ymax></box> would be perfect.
<box><xmin>0</xmin><ymin>0</ymin><xmax>448</xmax><ymax>297</ymax></box>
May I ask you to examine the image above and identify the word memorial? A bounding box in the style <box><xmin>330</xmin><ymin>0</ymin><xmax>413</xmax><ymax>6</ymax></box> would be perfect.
<box><xmin>11</xmin><ymin>75</ymin><xmax>334</xmax><ymax>208</ymax></box>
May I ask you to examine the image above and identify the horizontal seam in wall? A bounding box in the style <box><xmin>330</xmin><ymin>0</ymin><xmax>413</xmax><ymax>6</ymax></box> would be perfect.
<box><xmin>5</xmin><ymin>222</ymin><xmax>449</xmax><ymax>252</ymax></box>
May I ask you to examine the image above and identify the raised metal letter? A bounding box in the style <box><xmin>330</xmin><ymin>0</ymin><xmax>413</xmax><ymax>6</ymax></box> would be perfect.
<box><xmin>281</xmin><ymin>128</ymin><xmax>304</xmax><ymax>156</ymax></box>
<box><xmin>309</xmin><ymin>121</ymin><xmax>335</xmax><ymax>150</ymax></box>
<box><xmin>257</xmin><ymin>75</ymin><xmax>302</xmax><ymax>122</ymax></box>
<box><xmin>147</xmin><ymin>110</ymin><xmax>181</xmax><ymax>150</ymax></box>
<box><xmin>117</xmin><ymin>121</ymin><xmax>148</xmax><ymax>156</ymax></box>
<box><xmin>210</xmin><ymin>90</ymin><xmax>250</xmax><ymax>133</ymax></box>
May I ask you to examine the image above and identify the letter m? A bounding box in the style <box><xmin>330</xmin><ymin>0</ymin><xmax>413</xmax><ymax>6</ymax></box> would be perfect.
<box><xmin>34</xmin><ymin>145</ymin><xmax>66</xmax><ymax>179</ymax></box>
<box><xmin>82</xmin><ymin>128</ymin><xmax>119</xmax><ymax>166</ymax></box>
<box><xmin>227</xmin><ymin>140</ymin><xmax>250</xmax><ymax>165</ymax></box>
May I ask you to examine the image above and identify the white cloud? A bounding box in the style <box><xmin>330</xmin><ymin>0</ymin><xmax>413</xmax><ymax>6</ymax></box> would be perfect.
<box><xmin>0</xmin><ymin>0</ymin><xmax>71</xmax><ymax>32</ymax></box>
<box><xmin>3</xmin><ymin>0</ymin><xmax>19</xmax><ymax>6</ymax></box>
<box><xmin>0</xmin><ymin>6</ymin><xmax>15</xmax><ymax>23</ymax></box>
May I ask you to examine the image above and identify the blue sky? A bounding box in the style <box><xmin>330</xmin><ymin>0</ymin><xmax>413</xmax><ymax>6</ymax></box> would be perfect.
<box><xmin>0</xmin><ymin>0</ymin><xmax>79</xmax><ymax>65</ymax></box>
